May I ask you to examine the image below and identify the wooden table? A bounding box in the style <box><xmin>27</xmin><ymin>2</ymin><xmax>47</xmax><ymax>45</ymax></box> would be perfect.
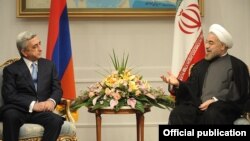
<box><xmin>88</xmin><ymin>107</ymin><xmax>150</xmax><ymax>141</ymax></box>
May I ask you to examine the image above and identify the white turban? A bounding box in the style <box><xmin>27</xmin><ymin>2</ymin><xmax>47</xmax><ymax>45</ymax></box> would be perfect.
<box><xmin>209</xmin><ymin>24</ymin><xmax>233</xmax><ymax>49</ymax></box>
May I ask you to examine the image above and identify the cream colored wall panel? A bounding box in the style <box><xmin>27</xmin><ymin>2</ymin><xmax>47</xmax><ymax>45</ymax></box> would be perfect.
<box><xmin>74</xmin><ymin>66</ymin><xmax>171</xmax><ymax>82</ymax></box>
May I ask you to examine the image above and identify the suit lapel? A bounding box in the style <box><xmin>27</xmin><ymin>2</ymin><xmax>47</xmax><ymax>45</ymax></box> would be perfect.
<box><xmin>18</xmin><ymin>59</ymin><xmax>37</xmax><ymax>93</ymax></box>
<box><xmin>37</xmin><ymin>59</ymin><xmax>46</xmax><ymax>94</ymax></box>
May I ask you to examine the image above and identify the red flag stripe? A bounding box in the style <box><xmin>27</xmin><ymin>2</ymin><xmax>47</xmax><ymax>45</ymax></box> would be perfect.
<box><xmin>178</xmin><ymin>32</ymin><xmax>205</xmax><ymax>80</ymax></box>
<box><xmin>46</xmin><ymin>0</ymin><xmax>66</xmax><ymax>60</ymax></box>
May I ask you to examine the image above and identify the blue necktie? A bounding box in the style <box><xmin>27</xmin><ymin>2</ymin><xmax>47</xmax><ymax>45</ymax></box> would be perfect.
<box><xmin>31</xmin><ymin>63</ymin><xmax>38</xmax><ymax>91</ymax></box>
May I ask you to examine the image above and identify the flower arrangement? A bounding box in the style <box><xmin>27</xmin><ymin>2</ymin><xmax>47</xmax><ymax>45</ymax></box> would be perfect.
<box><xmin>64</xmin><ymin>50</ymin><xmax>175</xmax><ymax>114</ymax></box>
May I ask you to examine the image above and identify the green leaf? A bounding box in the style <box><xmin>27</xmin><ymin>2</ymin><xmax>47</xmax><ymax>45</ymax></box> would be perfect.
<box><xmin>114</xmin><ymin>99</ymin><xmax>126</xmax><ymax>111</ymax></box>
<box><xmin>91</xmin><ymin>100</ymin><xmax>110</xmax><ymax>111</ymax></box>
<box><xmin>146</xmin><ymin>98</ymin><xmax>165</xmax><ymax>109</ymax></box>
<box><xmin>156</xmin><ymin>98</ymin><xmax>175</xmax><ymax>109</ymax></box>
<box><xmin>110</xmin><ymin>49</ymin><xmax>118</xmax><ymax>70</ymax></box>
<box><xmin>135</xmin><ymin>101</ymin><xmax>145</xmax><ymax>113</ymax></box>
<box><xmin>109</xmin><ymin>49</ymin><xmax>129</xmax><ymax>74</ymax></box>
<box><xmin>135</xmin><ymin>95</ymin><xmax>150</xmax><ymax>103</ymax></box>
<box><xmin>70</xmin><ymin>103</ymin><xmax>88</xmax><ymax>111</ymax></box>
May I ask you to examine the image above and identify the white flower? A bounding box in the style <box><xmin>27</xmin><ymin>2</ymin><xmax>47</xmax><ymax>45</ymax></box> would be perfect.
<box><xmin>92</xmin><ymin>95</ymin><xmax>101</xmax><ymax>105</ymax></box>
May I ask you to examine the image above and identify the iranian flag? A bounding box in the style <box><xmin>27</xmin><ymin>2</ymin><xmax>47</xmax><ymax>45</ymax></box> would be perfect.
<box><xmin>171</xmin><ymin>0</ymin><xmax>205</xmax><ymax>81</ymax></box>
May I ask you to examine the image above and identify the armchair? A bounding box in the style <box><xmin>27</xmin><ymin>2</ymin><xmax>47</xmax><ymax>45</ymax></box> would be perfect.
<box><xmin>0</xmin><ymin>58</ymin><xmax>77</xmax><ymax>141</ymax></box>
<box><xmin>233</xmin><ymin>66</ymin><xmax>250</xmax><ymax>125</ymax></box>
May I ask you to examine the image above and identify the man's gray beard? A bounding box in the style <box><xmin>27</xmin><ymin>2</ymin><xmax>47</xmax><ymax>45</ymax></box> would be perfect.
<box><xmin>205</xmin><ymin>53</ymin><xmax>216</xmax><ymax>60</ymax></box>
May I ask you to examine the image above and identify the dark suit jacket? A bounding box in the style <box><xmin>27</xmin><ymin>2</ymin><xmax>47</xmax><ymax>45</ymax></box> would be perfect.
<box><xmin>0</xmin><ymin>58</ymin><xmax>62</xmax><ymax>118</ymax></box>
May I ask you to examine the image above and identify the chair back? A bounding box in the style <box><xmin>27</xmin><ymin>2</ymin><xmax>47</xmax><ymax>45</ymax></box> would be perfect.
<box><xmin>0</xmin><ymin>58</ymin><xmax>20</xmax><ymax>107</ymax></box>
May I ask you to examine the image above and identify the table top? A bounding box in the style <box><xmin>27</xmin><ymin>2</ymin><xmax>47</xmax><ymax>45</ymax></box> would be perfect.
<box><xmin>88</xmin><ymin>106</ymin><xmax>151</xmax><ymax>115</ymax></box>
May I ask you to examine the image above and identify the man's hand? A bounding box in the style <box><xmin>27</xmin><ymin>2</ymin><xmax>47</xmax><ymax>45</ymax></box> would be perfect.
<box><xmin>33</xmin><ymin>102</ymin><xmax>46</xmax><ymax>112</ymax></box>
<box><xmin>160</xmin><ymin>71</ymin><xmax>179</xmax><ymax>87</ymax></box>
<box><xmin>199</xmin><ymin>99</ymin><xmax>216</xmax><ymax>111</ymax></box>
<box><xmin>44</xmin><ymin>100</ymin><xmax>55</xmax><ymax>112</ymax></box>
<box><xmin>33</xmin><ymin>100</ymin><xmax>55</xmax><ymax>112</ymax></box>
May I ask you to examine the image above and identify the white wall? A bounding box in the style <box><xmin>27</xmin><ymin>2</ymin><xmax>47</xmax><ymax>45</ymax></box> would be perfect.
<box><xmin>0</xmin><ymin>0</ymin><xmax>249</xmax><ymax>141</ymax></box>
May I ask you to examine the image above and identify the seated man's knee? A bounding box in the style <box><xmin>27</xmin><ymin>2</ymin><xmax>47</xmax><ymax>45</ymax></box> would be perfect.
<box><xmin>169</xmin><ymin>105</ymin><xmax>198</xmax><ymax>124</ymax></box>
<box><xmin>199</xmin><ymin>103</ymin><xmax>227</xmax><ymax>124</ymax></box>
<box><xmin>2</xmin><ymin>109</ymin><xmax>24</xmax><ymax>125</ymax></box>
<box><xmin>47</xmin><ymin>114</ymin><xmax>64</xmax><ymax>128</ymax></box>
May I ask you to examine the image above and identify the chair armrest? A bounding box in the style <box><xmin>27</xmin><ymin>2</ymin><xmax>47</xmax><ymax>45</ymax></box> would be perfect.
<box><xmin>243</xmin><ymin>112</ymin><xmax>250</xmax><ymax>122</ymax></box>
<box><xmin>61</xmin><ymin>98</ymin><xmax>75</xmax><ymax>123</ymax></box>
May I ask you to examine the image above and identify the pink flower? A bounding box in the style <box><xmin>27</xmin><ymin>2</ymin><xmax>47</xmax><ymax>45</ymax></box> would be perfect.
<box><xmin>110</xmin><ymin>99</ymin><xmax>118</xmax><ymax>109</ymax></box>
<box><xmin>112</xmin><ymin>92</ymin><xmax>121</xmax><ymax>100</ymax></box>
<box><xmin>127</xmin><ymin>98</ymin><xmax>137</xmax><ymax>108</ymax></box>
<box><xmin>88</xmin><ymin>91</ymin><xmax>95</xmax><ymax>98</ymax></box>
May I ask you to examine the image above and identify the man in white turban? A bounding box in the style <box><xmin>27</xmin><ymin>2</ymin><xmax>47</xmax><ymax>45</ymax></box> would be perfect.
<box><xmin>161</xmin><ymin>24</ymin><xmax>250</xmax><ymax>124</ymax></box>
<box><xmin>209</xmin><ymin>24</ymin><xmax>233</xmax><ymax>48</ymax></box>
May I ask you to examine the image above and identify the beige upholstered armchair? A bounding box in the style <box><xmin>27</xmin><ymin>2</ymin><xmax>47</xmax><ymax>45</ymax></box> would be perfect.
<box><xmin>234</xmin><ymin>66</ymin><xmax>250</xmax><ymax>125</ymax></box>
<box><xmin>0</xmin><ymin>58</ymin><xmax>77</xmax><ymax>141</ymax></box>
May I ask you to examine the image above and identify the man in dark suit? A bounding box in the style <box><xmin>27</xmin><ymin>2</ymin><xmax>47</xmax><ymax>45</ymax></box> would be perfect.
<box><xmin>0</xmin><ymin>31</ymin><xmax>64</xmax><ymax>141</ymax></box>
<box><xmin>161</xmin><ymin>24</ymin><xmax>250</xmax><ymax>124</ymax></box>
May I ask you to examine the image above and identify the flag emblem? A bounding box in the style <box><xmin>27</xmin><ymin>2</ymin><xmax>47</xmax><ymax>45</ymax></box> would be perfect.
<box><xmin>178</xmin><ymin>3</ymin><xmax>202</xmax><ymax>34</ymax></box>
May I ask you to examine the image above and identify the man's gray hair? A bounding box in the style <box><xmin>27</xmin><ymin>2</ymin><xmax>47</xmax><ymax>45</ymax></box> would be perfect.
<box><xmin>16</xmin><ymin>31</ymin><xmax>37</xmax><ymax>57</ymax></box>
